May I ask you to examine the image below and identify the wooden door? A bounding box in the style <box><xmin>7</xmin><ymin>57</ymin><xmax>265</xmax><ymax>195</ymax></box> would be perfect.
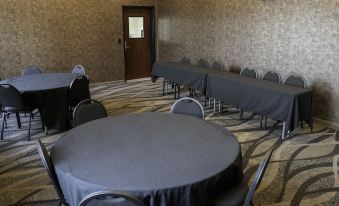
<box><xmin>123</xmin><ymin>7</ymin><xmax>153</xmax><ymax>80</ymax></box>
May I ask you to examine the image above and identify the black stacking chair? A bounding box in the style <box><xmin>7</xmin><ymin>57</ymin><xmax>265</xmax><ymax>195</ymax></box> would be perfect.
<box><xmin>36</xmin><ymin>140</ymin><xmax>68</xmax><ymax>206</ymax></box>
<box><xmin>283</xmin><ymin>74</ymin><xmax>306</xmax><ymax>128</ymax></box>
<box><xmin>21</xmin><ymin>66</ymin><xmax>42</xmax><ymax>76</ymax></box>
<box><xmin>0</xmin><ymin>84</ymin><xmax>41</xmax><ymax>140</ymax></box>
<box><xmin>262</xmin><ymin>71</ymin><xmax>281</xmax><ymax>83</ymax></box>
<box><xmin>171</xmin><ymin>97</ymin><xmax>204</xmax><ymax>119</ymax></box>
<box><xmin>180</xmin><ymin>57</ymin><xmax>191</xmax><ymax>65</ymax></box>
<box><xmin>78</xmin><ymin>191</ymin><xmax>145</xmax><ymax>206</ymax></box>
<box><xmin>197</xmin><ymin>58</ymin><xmax>210</xmax><ymax>68</ymax></box>
<box><xmin>69</xmin><ymin>75</ymin><xmax>90</xmax><ymax>116</ymax></box>
<box><xmin>283</xmin><ymin>75</ymin><xmax>306</xmax><ymax>88</ymax></box>
<box><xmin>72</xmin><ymin>65</ymin><xmax>86</xmax><ymax>75</ymax></box>
<box><xmin>209</xmin><ymin>61</ymin><xmax>225</xmax><ymax>113</ymax></box>
<box><xmin>73</xmin><ymin>99</ymin><xmax>107</xmax><ymax>127</ymax></box>
<box><xmin>214</xmin><ymin>145</ymin><xmax>274</xmax><ymax>206</ymax></box>
<box><xmin>260</xmin><ymin>71</ymin><xmax>281</xmax><ymax>129</ymax></box>
<box><xmin>211</xmin><ymin>61</ymin><xmax>225</xmax><ymax>71</ymax></box>
<box><xmin>239</xmin><ymin>68</ymin><xmax>258</xmax><ymax>120</ymax></box>
<box><xmin>240</xmin><ymin>68</ymin><xmax>257</xmax><ymax>78</ymax></box>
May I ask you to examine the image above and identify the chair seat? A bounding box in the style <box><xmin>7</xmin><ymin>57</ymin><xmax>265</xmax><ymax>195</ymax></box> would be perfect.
<box><xmin>214</xmin><ymin>180</ymin><xmax>249</xmax><ymax>206</ymax></box>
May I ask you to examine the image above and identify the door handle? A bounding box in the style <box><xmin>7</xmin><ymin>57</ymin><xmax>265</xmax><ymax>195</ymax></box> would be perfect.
<box><xmin>124</xmin><ymin>40</ymin><xmax>130</xmax><ymax>50</ymax></box>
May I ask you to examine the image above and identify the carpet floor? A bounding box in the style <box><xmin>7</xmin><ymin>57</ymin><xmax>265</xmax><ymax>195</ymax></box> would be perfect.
<box><xmin>0</xmin><ymin>78</ymin><xmax>338</xmax><ymax>206</ymax></box>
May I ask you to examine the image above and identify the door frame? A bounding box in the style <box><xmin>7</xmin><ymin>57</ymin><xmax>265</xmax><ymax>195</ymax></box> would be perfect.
<box><xmin>122</xmin><ymin>6</ymin><xmax>156</xmax><ymax>81</ymax></box>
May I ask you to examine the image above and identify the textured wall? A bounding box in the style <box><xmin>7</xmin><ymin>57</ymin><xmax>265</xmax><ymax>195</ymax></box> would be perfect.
<box><xmin>157</xmin><ymin>0</ymin><xmax>339</xmax><ymax>123</ymax></box>
<box><xmin>0</xmin><ymin>0</ymin><xmax>154</xmax><ymax>82</ymax></box>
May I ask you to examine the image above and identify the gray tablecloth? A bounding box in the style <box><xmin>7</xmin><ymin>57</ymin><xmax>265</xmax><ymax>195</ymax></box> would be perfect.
<box><xmin>51</xmin><ymin>112</ymin><xmax>242</xmax><ymax>206</ymax></box>
<box><xmin>152</xmin><ymin>61</ymin><xmax>222</xmax><ymax>92</ymax></box>
<box><xmin>0</xmin><ymin>73</ymin><xmax>81</xmax><ymax>132</ymax></box>
<box><xmin>206</xmin><ymin>72</ymin><xmax>313</xmax><ymax>132</ymax></box>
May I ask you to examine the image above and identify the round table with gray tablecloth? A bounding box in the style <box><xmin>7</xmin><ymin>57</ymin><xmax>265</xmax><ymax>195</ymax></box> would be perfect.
<box><xmin>0</xmin><ymin>73</ymin><xmax>82</xmax><ymax>132</ymax></box>
<box><xmin>51</xmin><ymin>112</ymin><xmax>243</xmax><ymax>206</ymax></box>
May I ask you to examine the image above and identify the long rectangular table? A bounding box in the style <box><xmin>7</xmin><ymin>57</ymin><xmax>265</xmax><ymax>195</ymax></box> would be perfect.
<box><xmin>152</xmin><ymin>61</ymin><xmax>221</xmax><ymax>93</ymax></box>
<box><xmin>206</xmin><ymin>72</ymin><xmax>313</xmax><ymax>139</ymax></box>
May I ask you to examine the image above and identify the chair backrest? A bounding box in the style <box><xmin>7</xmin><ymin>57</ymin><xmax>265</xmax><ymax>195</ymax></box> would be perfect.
<box><xmin>197</xmin><ymin>58</ymin><xmax>209</xmax><ymax>68</ymax></box>
<box><xmin>36</xmin><ymin>139</ymin><xmax>66</xmax><ymax>203</ymax></box>
<box><xmin>0</xmin><ymin>84</ymin><xmax>24</xmax><ymax>110</ymax></box>
<box><xmin>211</xmin><ymin>61</ymin><xmax>224</xmax><ymax>71</ymax></box>
<box><xmin>79</xmin><ymin>191</ymin><xmax>146</xmax><ymax>206</ymax></box>
<box><xmin>240</xmin><ymin>68</ymin><xmax>258</xmax><ymax>78</ymax></box>
<box><xmin>21</xmin><ymin>66</ymin><xmax>42</xmax><ymax>76</ymax></box>
<box><xmin>262</xmin><ymin>71</ymin><xmax>281</xmax><ymax>83</ymax></box>
<box><xmin>73</xmin><ymin>99</ymin><xmax>107</xmax><ymax>126</ymax></box>
<box><xmin>243</xmin><ymin>145</ymin><xmax>274</xmax><ymax>206</ymax></box>
<box><xmin>69</xmin><ymin>75</ymin><xmax>91</xmax><ymax>107</ymax></box>
<box><xmin>171</xmin><ymin>97</ymin><xmax>204</xmax><ymax>119</ymax></box>
<box><xmin>283</xmin><ymin>75</ymin><xmax>306</xmax><ymax>88</ymax></box>
<box><xmin>72</xmin><ymin>65</ymin><xmax>86</xmax><ymax>75</ymax></box>
<box><xmin>180</xmin><ymin>57</ymin><xmax>191</xmax><ymax>65</ymax></box>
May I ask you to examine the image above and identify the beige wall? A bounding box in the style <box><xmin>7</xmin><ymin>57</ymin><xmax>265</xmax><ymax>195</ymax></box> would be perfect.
<box><xmin>157</xmin><ymin>0</ymin><xmax>339</xmax><ymax>123</ymax></box>
<box><xmin>0</xmin><ymin>0</ymin><xmax>155</xmax><ymax>82</ymax></box>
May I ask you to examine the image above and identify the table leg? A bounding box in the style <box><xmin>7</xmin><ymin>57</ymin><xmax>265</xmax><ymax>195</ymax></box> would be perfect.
<box><xmin>281</xmin><ymin>121</ymin><xmax>286</xmax><ymax>140</ymax></box>
<box><xmin>16</xmin><ymin>112</ymin><xmax>21</xmax><ymax>129</ymax></box>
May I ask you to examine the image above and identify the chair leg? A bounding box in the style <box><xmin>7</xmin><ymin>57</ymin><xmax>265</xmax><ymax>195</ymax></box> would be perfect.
<box><xmin>264</xmin><ymin>116</ymin><xmax>268</xmax><ymax>129</ymax></box>
<box><xmin>213</xmin><ymin>99</ymin><xmax>216</xmax><ymax>114</ymax></box>
<box><xmin>162</xmin><ymin>79</ymin><xmax>166</xmax><ymax>96</ymax></box>
<box><xmin>240</xmin><ymin>109</ymin><xmax>244</xmax><ymax>120</ymax></box>
<box><xmin>16</xmin><ymin>112</ymin><xmax>21</xmax><ymax>129</ymax></box>
<box><xmin>4</xmin><ymin>114</ymin><xmax>7</xmax><ymax>129</ymax></box>
<box><xmin>28</xmin><ymin>111</ymin><xmax>32</xmax><ymax>141</ymax></box>
<box><xmin>1</xmin><ymin>112</ymin><xmax>5</xmax><ymax>140</ymax></box>
<box><xmin>178</xmin><ymin>85</ymin><xmax>180</xmax><ymax>99</ymax></box>
<box><xmin>300</xmin><ymin>121</ymin><xmax>304</xmax><ymax>128</ymax></box>
<box><xmin>260</xmin><ymin>115</ymin><xmax>263</xmax><ymax>128</ymax></box>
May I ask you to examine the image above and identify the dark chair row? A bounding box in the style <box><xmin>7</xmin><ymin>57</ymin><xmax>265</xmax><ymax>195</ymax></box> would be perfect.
<box><xmin>21</xmin><ymin>65</ymin><xmax>86</xmax><ymax>76</ymax></box>
<box><xmin>239</xmin><ymin>68</ymin><xmax>307</xmax><ymax>129</ymax></box>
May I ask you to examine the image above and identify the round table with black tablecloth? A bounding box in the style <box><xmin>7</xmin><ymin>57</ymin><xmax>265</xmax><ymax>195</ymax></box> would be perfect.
<box><xmin>0</xmin><ymin>73</ymin><xmax>86</xmax><ymax>132</ymax></box>
<box><xmin>51</xmin><ymin>112</ymin><xmax>243</xmax><ymax>206</ymax></box>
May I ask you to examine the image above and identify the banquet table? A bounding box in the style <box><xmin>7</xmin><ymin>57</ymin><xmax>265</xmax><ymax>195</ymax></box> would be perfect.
<box><xmin>206</xmin><ymin>72</ymin><xmax>313</xmax><ymax>139</ymax></box>
<box><xmin>51</xmin><ymin>112</ymin><xmax>243</xmax><ymax>206</ymax></box>
<box><xmin>0</xmin><ymin>73</ymin><xmax>85</xmax><ymax>132</ymax></box>
<box><xmin>151</xmin><ymin>61</ymin><xmax>222</xmax><ymax>93</ymax></box>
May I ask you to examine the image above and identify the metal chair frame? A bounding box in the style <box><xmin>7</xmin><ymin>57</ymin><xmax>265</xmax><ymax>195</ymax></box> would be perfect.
<box><xmin>262</xmin><ymin>71</ymin><xmax>281</xmax><ymax>83</ymax></box>
<box><xmin>78</xmin><ymin>191</ymin><xmax>145</xmax><ymax>206</ymax></box>
<box><xmin>73</xmin><ymin>99</ymin><xmax>107</xmax><ymax>127</ymax></box>
<box><xmin>0</xmin><ymin>84</ymin><xmax>42</xmax><ymax>140</ymax></box>
<box><xmin>36</xmin><ymin>139</ymin><xmax>68</xmax><ymax>205</ymax></box>
<box><xmin>240</xmin><ymin>68</ymin><xmax>258</xmax><ymax>78</ymax></box>
<box><xmin>243</xmin><ymin>145</ymin><xmax>275</xmax><ymax>206</ymax></box>
<box><xmin>197</xmin><ymin>58</ymin><xmax>210</xmax><ymax>68</ymax></box>
<box><xmin>283</xmin><ymin>74</ymin><xmax>307</xmax><ymax>88</ymax></box>
<box><xmin>171</xmin><ymin>97</ymin><xmax>205</xmax><ymax>119</ymax></box>
<box><xmin>21</xmin><ymin>66</ymin><xmax>42</xmax><ymax>76</ymax></box>
<box><xmin>72</xmin><ymin>65</ymin><xmax>86</xmax><ymax>75</ymax></box>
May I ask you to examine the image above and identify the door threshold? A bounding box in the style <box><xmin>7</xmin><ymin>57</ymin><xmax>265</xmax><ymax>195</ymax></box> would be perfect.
<box><xmin>126</xmin><ymin>77</ymin><xmax>151</xmax><ymax>83</ymax></box>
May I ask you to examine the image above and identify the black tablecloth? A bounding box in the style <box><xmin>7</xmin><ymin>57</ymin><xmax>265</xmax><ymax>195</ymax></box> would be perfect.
<box><xmin>51</xmin><ymin>112</ymin><xmax>243</xmax><ymax>206</ymax></box>
<box><xmin>206</xmin><ymin>72</ymin><xmax>313</xmax><ymax>132</ymax></box>
<box><xmin>0</xmin><ymin>73</ymin><xmax>81</xmax><ymax>132</ymax></box>
<box><xmin>152</xmin><ymin>61</ymin><xmax>222</xmax><ymax>92</ymax></box>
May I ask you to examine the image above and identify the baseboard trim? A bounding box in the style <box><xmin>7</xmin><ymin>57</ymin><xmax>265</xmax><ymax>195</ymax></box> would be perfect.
<box><xmin>90</xmin><ymin>79</ymin><xmax>125</xmax><ymax>85</ymax></box>
<box><xmin>126</xmin><ymin>77</ymin><xmax>152</xmax><ymax>83</ymax></box>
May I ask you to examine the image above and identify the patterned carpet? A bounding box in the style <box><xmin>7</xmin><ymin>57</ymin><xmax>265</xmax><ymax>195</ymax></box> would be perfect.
<box><xmin>0</xmin><ymin>78</ymin><xmax>338</xmax><ymax>206</ymax></box>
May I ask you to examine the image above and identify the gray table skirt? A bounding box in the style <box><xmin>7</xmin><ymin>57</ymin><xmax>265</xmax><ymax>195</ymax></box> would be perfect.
<box><xmin>152</xmin><ymin>61</ymin><xmax>221</xmax><ymax>92</ymax></box>
<box><xmin>51</xmin><ymin>112</ymin><xmax>243</xmax><ymax>206</ymax></box>
<box><xmin>206</xmin><ymin>72</ymin><xmax>313</xmax><ymax>132</ymax></box>
<box><xmin>0</xmin><ymin>73</ymin><xmax>84</xmax><ymax>132</ymax></box>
